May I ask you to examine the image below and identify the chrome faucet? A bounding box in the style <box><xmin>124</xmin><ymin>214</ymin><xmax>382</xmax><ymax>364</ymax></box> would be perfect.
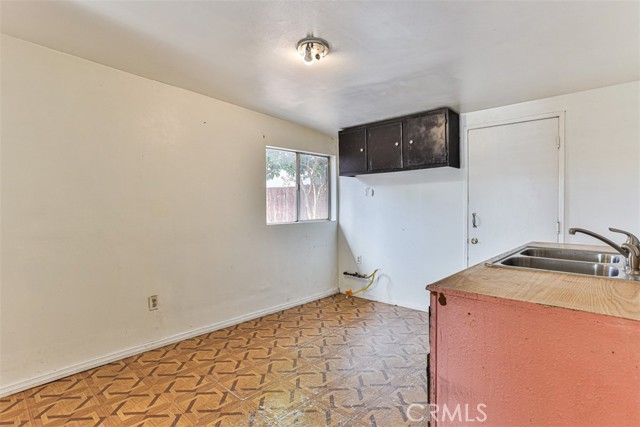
<box><xmin>569</xmin><ymin>227</ymin><xmax>640</xmax><ymax>276</ymax></box>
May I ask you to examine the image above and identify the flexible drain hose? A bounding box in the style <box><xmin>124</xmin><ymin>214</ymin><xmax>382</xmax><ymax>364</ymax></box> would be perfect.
<box><xmin>345</xmin><ymin>269</ymin><xmax>379</xmax><ymax>297</ymax></box>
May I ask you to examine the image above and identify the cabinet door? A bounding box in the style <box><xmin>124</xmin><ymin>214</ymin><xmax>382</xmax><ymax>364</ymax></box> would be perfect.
<box><xmin>367</xmin><ymin>122</ymin><xmax>402</xmax><ymax>171</ymax></box>
<box><xmin>403</xmin><ymin>112</ymin><xmax>447</xmax><ymax>168</ymax></box>
<box><xmin>338</xmin><ymin>128</ymin><xmax>367</xmax><ymax>176</ymax></box>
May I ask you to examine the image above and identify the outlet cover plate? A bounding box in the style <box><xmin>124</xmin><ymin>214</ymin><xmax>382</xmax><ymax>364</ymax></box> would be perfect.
<box><xmin>148</xmin><ymin>295</ymin><xmax>159</xmax><ymax>311</ymax></box>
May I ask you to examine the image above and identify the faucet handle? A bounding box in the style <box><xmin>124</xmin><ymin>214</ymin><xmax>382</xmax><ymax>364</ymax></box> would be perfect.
<box><xmin>609</xmin><ymin>228</ymin><xmax>640</xmax><ymax>247</ymax></box>
<box><xmin>622</xmin><ymin>243</ymin><xmax>640</xmax><ymax>257</ymax></box>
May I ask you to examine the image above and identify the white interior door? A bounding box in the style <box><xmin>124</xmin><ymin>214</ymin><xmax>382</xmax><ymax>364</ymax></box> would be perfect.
<box><xmin>468</xmin><ymin>117</ymin><xmax>561</xmax><ymax>266</ymax></box>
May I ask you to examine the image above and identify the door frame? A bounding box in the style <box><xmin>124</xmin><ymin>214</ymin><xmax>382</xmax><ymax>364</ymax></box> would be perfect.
<box><xmin>463</xmin><ymin>111</ymin><xmax>566</xmax><ymax>267</ymax></box>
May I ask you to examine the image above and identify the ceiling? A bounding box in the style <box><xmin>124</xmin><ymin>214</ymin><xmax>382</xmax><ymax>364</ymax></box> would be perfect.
<box><xmin>2</xmin><ymin>1</ymin><xmax>639</xmax><ymax>135</ymax></box>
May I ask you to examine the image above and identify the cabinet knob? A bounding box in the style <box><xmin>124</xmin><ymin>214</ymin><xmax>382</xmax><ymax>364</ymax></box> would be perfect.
<box><xmin>409</xmin><ymin>140</ymin><xmax>413</xmax><ymax>144</ymax></box>
<box><xmin>394</xmin><ymin>142</ymin><xmax>399</xmax><ymax>147</ymax></box>
<box><xmin>360</xmin><ymin>148</ymin><xmax>364</xmax><ymax>152</ymax></box>
<box><xmin>471</xmin><ymin>238</ymin><xmax>479</xmax><ymax>245</ymax></box>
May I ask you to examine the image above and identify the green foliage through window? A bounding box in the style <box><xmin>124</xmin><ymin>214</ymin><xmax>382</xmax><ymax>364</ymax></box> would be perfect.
<box><xmin>266</xmin><ymin>148</ymin><xmax>330</xmax><ymax>224</ymax></box>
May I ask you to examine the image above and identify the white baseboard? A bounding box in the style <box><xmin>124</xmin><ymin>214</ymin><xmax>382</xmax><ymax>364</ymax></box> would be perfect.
<box><xmin>0</xmin><ymin>288</ymin><xmax>338</xmax><ymax>398</ymax></box>
<box><xmin>338</xmin><ymin>289</ymin><xmax>428</xmax><ymax>312</ymax></box>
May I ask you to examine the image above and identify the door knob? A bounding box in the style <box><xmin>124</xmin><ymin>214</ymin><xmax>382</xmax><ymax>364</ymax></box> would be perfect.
<box><xmin>471</xmin><ymin>238</ymin><xmax>479</xmax><ymax>244</ymax></box>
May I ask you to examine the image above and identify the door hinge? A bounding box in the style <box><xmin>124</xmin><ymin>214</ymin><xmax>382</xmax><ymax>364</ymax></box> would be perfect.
<box><xmin>556</xmin><ymin>136</ymin><xmax>561</xmax><ymax>149</ymax></box>
<box><xmin>556</xmin><ymin>221</ymin><xmax>561</xmax><ymax>235</ymax></box>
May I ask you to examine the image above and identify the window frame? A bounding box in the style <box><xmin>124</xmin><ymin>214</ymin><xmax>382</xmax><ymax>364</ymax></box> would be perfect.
<box><xmin>266</xmin><ymin>146</ymin><xmax>332</xmax><ymax>225</ymax></box>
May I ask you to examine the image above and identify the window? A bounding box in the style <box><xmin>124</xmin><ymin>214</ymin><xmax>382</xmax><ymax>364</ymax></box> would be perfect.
<box><xmin>266</xmin><ymin>148</ymin><xmax>330</xmax><ymax>224</ymax></box>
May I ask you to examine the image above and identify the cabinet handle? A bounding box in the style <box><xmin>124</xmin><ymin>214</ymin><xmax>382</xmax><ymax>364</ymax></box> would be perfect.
<box><xmin>394</xmin><ymin>142</ymin><xmax>399</xmax><ymax>147</ymax></box>
<box><xmin>409</xmin><ymin>140</ymin><xmax>413</xmax><ymax>144</ymax></box>
<box><xmin>359</xmin><ymin>148</ymin><xmax>364</xmax><ymax>152</ymax></box>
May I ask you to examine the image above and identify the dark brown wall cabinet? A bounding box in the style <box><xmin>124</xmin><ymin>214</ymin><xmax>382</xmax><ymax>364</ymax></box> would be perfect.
<box><xmin>367</xmin><ymin>122</ymin><xmax>402</xmax><ymax>172</ymax></box>
<box><xmin>338</xmin><ymin>108</ymin><xmax>459</xmax><ymax>177</ymax></box>
<box><xmin>337</xmin><ymin>128</ymin><xmax>367</xmax><ymax>176</ymax></box>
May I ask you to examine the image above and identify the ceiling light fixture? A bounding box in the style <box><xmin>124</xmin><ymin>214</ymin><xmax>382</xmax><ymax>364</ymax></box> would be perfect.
<box><xmin>297</xmin><ymin>37</ymin><xmax>329</xmax><ymax>65</ymax></box>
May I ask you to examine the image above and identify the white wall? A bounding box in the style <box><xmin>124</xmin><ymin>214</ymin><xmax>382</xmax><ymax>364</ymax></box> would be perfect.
<box><xmin>338</xmin><ymin>81</ymin><xmax>640</xmax><ymax>310</ymax></box>
<box><xmin>0</xmin><ymin>35</ymin><xmax>337</xmax><ymax>394</ymax></box>
<box><xmin>338</xmin><ymin>169</ymin><xmax>466</xmax><ymax>311</ymax></box>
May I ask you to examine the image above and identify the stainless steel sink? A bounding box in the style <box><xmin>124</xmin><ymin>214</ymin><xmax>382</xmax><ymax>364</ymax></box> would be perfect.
<box><xmin>487</xmin><ymin>244</ymin><xmax>638</xmax><ymax>281</ymax></box>
<box><xmin>500</xmin><ymin>256</ymin><xmax>620</xmax><ymax>277</ymax></box>
<box><xmin>519</xmin><ymin>248</ymin><xmax>620</xmax><ymax>264</ymax></box>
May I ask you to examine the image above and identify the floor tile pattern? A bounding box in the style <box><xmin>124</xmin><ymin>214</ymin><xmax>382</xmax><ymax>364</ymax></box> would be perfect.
<box><xmin>1</xmin><ymin>295</ymin><xmax>429</xmax><ymax>426</ymax></box>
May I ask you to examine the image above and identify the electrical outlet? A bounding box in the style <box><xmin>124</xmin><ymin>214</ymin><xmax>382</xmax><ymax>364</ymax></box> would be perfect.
<box><xmin>148</xmin><ymin>295</ymin><xmax>159</xmax><ymax>311</ymax></box>
<box><xmin>356</xmin><ymin>255</ymin><xmax>362</xmax><ymax>265</ymax></box>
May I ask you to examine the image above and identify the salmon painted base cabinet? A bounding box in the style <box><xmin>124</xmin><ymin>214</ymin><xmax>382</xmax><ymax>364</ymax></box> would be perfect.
<box><xmin>428</xmin><ymin>290</ymin><xmax>640</xmax><ymax>427</ymax></box>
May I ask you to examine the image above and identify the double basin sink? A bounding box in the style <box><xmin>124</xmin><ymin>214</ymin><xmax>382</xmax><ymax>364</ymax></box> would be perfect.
<box><xmin>488</xmin><ymin>245</ymin><xmax>637</xmax><ymax>281</ymax></box>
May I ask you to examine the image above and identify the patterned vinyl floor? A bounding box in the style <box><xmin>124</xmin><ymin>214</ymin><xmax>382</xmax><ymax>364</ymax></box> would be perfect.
<box><xmin>1</xmin><ymin>295</ymin><xmax>430</xmax><ymax>426</ymax></box>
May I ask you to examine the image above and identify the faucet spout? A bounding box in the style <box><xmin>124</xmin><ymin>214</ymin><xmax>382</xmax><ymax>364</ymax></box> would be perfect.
<box><xmin>569</xmin><ymin>226</ymin><xmax>640</xmax><ymax>277</ymax></box>
<box><xmin>568</xmin><ymin>228</ymin><xmax>627</xmax><ymax>255</ymax></box>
